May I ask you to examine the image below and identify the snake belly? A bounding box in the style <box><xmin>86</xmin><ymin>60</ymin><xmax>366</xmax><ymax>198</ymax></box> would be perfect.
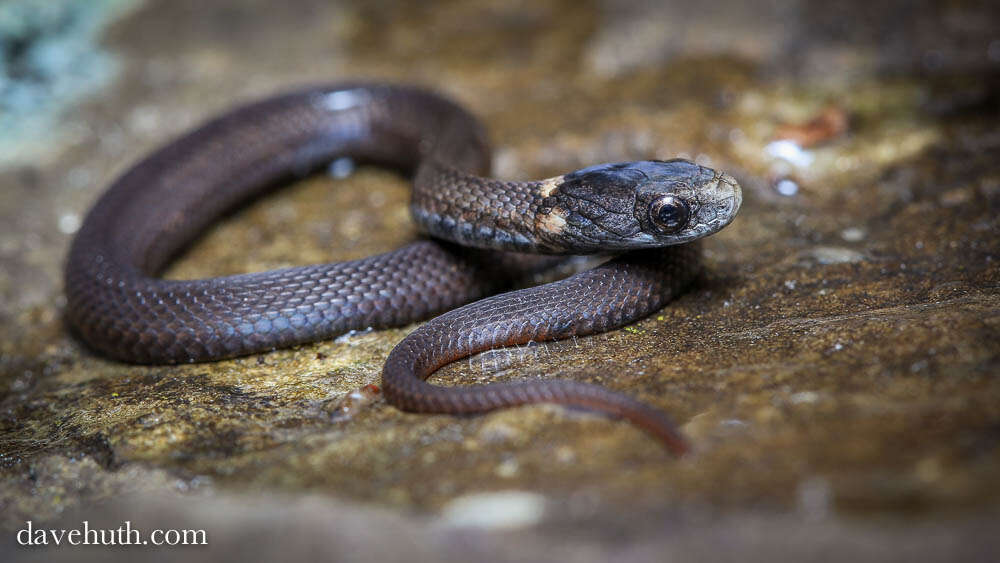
<box><xmin>65</xmin><ymin>83</ymin><xmax>741</xmax><ymax>453</ymax></box>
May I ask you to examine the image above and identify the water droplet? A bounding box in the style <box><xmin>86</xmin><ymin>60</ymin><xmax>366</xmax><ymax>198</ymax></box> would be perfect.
<box><xmin>58</xmin><ymin>213</ymin><xmax>81</xmax><ymax>234</ymax></box>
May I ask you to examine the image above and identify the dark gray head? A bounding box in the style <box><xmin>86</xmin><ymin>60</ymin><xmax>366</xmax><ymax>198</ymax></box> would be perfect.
<box><xmin>535</xmin><ymin>159</ymin><xmax>742</xmax><ymax>252</ymax></box>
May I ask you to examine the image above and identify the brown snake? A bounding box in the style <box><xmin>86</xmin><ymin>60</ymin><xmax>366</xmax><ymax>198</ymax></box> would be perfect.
<box><xmin>65</xmin><ymin>83</ymin><xmax>742</xmax><ymax>454</ymax></box>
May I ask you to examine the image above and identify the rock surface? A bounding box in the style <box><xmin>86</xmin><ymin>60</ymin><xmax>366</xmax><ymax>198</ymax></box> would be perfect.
<box><xmin>1</xmin><ymin>0</ymin><xmax>998</xmax><ymax>560</ymax></box>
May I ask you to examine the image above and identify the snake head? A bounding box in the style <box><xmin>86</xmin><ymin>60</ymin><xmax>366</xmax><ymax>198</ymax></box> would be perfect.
<box><xmin>537</xmin><ymin>159</ymin><xmax>742</xmax><ymax>252</ymax></box>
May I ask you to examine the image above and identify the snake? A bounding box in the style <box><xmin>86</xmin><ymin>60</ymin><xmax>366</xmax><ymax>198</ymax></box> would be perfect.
<box><xmin>65</xmin><ymin>83</ymin><xmax>742</xmax><ymax>454</ymax></box>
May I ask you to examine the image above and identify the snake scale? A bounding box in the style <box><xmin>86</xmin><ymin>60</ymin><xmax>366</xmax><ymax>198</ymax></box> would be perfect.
<box><xmin>65</xmin><ymin>83</ymin><xmax>742</xmax><ymax>454</ymax></box>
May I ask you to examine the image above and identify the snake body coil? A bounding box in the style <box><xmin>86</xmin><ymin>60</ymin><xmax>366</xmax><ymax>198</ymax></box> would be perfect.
<box><xmin>65</xmin><ymin>84</ymin><xmax>741</xmax><ymax>453</ymax></box>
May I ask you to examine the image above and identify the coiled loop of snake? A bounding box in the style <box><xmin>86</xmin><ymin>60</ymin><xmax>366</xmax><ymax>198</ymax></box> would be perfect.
<box><xmin>65</xmin><ymin>83</ymin><xmax>742</xmax><ymax>454</ymax></box>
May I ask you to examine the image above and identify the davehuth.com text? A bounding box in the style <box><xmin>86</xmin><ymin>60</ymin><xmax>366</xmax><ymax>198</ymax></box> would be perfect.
<box><xmin>16</xmin><ymin>520</ymin><xmax>207</xmax><ymax>546</ymax></box>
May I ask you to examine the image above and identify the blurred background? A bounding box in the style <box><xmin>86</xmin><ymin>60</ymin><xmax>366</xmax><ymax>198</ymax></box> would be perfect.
<box><xmin>1</xmin><ymin>0</ymin><xmax>998</xmax><ymax>561</ymax></box>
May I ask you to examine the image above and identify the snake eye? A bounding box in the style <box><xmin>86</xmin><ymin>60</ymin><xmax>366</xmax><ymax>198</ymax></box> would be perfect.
<box><xmin>648</xmin><ymin>194</ymin><xmax>691</xmax><ymax>233</ymax></box>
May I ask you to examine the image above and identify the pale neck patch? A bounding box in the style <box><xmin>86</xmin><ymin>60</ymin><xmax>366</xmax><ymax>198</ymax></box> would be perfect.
<box><xmin>535</xmin><ymin>207</ymin><xmax>567</xmax><ymax>235</ymax></box>
<box><xmin>537</xmin><ymin>175</ymin><xmax>564</xmax><ymax>198</ymax></box>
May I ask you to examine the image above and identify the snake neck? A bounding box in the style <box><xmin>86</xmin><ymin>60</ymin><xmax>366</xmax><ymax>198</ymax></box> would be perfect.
<box><xmin>411</xmin><ymin>159</ymin><xmax>568</xmax><ymax>253</ymax></box>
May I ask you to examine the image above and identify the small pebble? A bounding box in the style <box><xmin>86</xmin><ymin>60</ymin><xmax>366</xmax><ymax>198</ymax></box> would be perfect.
<box><xmin>797</xmin><ymin>477</ymin><xmax>832</xmax><ymax>521</ymax></box>
<box><xmin>840</xmin><ymin>227</ymin><xmax>866</xmax><ymax>242</ymax></box>
<box><xmin>440</xmin><ymin>491</ymin><xmax>546</xmax><ymax>529</ymax></box>
<box><xmin>765</xmin><ymin>140</ymin><xmax>814</xmax><ymax>167</ymax></box>
<box><xmin>328</xmin><ymin>157</ymin><xmax>355</xmax><ymax>179</ymax></box>
<box><xmin>58</xmin><ymin>213</ymin><xmax>81</xmax><ymax>234</ymax></box>
<box><xmin>807</xmin><ymin>247</ymin><xmax>865</xmax><ymax>264</ymax></box>
<box><xmin>774</xmin><ymin>178</ymin><xmax>799</xmax><ymax>196</ymax></box>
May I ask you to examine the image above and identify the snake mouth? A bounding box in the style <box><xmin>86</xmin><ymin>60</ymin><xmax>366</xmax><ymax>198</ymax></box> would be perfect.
<box><xmin>709</xmin><ymin>171</ymin><xmax>742</xmax><ymax>231</ymax></box>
